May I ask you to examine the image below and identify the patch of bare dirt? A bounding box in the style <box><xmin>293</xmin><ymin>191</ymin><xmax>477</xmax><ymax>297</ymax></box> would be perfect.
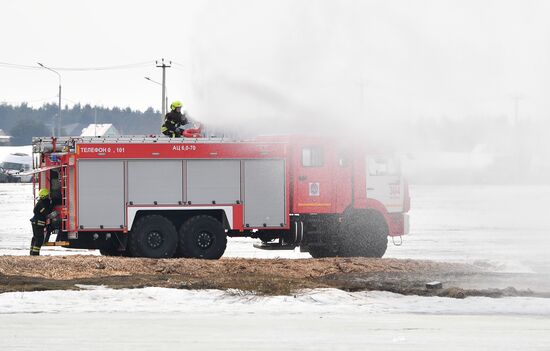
<box><xmin>0</xmin><ymin>256</ymin><xmax>542</xmax><ymax>297</ymax></box>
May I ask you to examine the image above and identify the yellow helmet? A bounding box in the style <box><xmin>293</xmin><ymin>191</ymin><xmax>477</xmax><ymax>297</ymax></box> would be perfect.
<box><xmin>170</xmin><ymin>101</ymin><xmax>183</xmax><ymax>110</ymax></box>
<box><xmin>38</xmin><ymin>188</ymin><xmax>49</xmax><ymax>199</ymax></box>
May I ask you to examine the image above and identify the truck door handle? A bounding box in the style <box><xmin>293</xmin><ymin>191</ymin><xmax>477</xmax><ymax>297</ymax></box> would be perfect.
<box><xmin>299</xmin><ymin>175</ymin><xmax>307</xmax><ymax>181</ymax></box>
<box><xmin>367</xmin><ymin>187</ymin><xmax>375</xmax><ymax>190</ymax></box>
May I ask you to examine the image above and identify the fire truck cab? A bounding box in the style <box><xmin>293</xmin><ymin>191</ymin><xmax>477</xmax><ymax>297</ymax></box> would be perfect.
<box><xmin>30</xmin><ymin>134</ymin><xmax>409</xmax><ymax>259</ymax></box>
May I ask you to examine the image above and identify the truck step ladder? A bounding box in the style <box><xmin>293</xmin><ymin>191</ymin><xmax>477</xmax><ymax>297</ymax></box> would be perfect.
<box><xmin>253</xmin><ymin>220</ymin><xmax>303</xmax><ymax>250</ymax></box>
<box><xmin>253</xmin><ymin>240</ymin><xmax>297</xmax><ymax>250</ymax></box>
<box><xmin>43</xmin><ymin>241</ymin><xmax>70</xmax><ymax>247</ymax></box>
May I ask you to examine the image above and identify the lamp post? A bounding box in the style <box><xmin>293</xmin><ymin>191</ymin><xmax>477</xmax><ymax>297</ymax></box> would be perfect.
<box><xmin>38</xmin><ymin>62</ymin><xmax>62</xmax><ymax>137</ymax></box>
<box><xmin>145</xmin><ymin>76</ymin><xmax>168</xmax><ymax>118</ymax></box>
<box><xmin>155</xmin><ymin>59</ymin><xmax>171</xmax><ymax>116</ymax></box>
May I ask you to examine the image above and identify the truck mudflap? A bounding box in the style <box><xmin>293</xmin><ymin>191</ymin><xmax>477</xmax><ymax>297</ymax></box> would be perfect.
<box><xmin>388</xmin><ymin>212</ymin><xmax>409</xmax><ymax>236</ymax></box>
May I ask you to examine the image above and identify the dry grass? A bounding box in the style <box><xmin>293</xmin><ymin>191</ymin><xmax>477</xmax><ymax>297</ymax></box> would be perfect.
<box><xmin>1</xmin><ymin>256</ymin><xmax>540</xmax><ymax>298</ymax></box>
<box><xmin>0</xmin><ymin>256</ymin><xmax>473</xmax><ymax>280</ymax></box>
<box><xmin>0</xmin><ymin>256</ymin><xmax>487</xmax><ymax>296</ymax></box>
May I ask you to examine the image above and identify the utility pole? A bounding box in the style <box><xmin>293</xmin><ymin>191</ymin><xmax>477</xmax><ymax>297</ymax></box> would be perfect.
<box><xmin>155</xmin><ymin>58</ymin><xmax>171</xmax><ymax>118</ymax></box>
<box><xmin>145</xmin><ymin>76</ymin><xmax>169</xmax><ymax>123</ymax></box>
<box><xmin>38</xmin><ymin>62</ymin><xmax>62</xmax><ymax>137</ymax></box>
<box><xmin>58</xmin><ymin>84</ymin><xmax>61</xmax><ymax>136</ymax></box>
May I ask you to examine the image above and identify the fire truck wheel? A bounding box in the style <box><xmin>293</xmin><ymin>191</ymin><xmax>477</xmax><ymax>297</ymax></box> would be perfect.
<box><xmin>129</xmin><ymin>215</ymin><xmax>178</xmax><ymax>258</ymax></box>
<box><xmin>339</xmin><ymin>210</ymin><xmax>388</xmax><ymax>258</ymax></box>
<box><xmin>178</xmin><ymin>215</ymin><xmax>227</xmax><ymax>259</ymax></box>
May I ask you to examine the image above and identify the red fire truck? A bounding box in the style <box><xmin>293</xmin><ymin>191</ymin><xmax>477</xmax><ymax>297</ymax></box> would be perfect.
<box><xmin>31</xmin><ymin>134</ymin><xmax>409</xmax><ymax>259</ymax></box>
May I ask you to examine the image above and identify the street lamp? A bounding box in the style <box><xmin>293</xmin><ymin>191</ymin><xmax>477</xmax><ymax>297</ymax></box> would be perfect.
<box><xmin>38</xmin><ymin>62</ymin><xmax>62</xmax><ymax>137</ymax></box>
<box><xmin>145</xmin><ymin>76</ymin><xmax>168</xmax><ymax>116</ymax></box>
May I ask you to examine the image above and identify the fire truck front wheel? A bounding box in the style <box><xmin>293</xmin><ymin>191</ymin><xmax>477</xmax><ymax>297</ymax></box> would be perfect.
<box><xmin>129</xmin><ymin>215</ymin><xmax>178</xmax><ymax>258</ymax></box>
<box><xmin>178</xmin><ymin>215</ymin><xmax>227</xmax><ymax>259</ymax></box>
<box><xmin>339</xmin><ymin>209</ymin><xmax>388</xmax><ymax>258</ymax></box>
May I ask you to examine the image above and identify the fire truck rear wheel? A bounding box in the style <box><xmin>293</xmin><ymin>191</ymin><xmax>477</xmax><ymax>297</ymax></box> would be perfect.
<box><xmin>129</xmin><ymin>215</ymin><xmax>178</xmax><ymax>258</ymax></box>
<box><xmin>339</xmin><ymin>210</ymin><xmax>388</xmax><ymax>258</ymax></box>
<box><xmin>178</xmin><ymin>215</ymin><xmax>227</xmax><ymax>259</ymax></box>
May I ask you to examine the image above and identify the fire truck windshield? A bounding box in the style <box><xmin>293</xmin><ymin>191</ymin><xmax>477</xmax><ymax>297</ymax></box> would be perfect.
<box><xmin>368</xmin><ymin>157</ymin><xmax>400</xmax><ymax>176</ymax></box>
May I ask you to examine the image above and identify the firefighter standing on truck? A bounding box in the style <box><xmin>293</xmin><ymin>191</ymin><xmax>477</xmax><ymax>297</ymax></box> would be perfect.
<box><xmin>161</xmin><ymin>100</ymin><xmax>188</xmax><ymax>137</ymax></box>
<box><xmin>29</xmin><ymin>188</ymin><xmax>53</xmax><ymax>256</ymax></box>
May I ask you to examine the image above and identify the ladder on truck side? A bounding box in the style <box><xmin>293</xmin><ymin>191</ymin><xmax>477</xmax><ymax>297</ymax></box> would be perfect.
<box><xmin>60</xmin><ymin>164</ymin><xmax>69</xmax><ymax>232</ymax></box>
<box><xmin>43</xmin><ymin>163</ymin><xmax>70</xmax><ymax>247</ymax></box>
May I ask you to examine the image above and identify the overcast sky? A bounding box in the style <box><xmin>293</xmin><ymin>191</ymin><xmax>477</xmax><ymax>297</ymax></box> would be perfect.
<box><xmin>1</xmin><ymin>0</ymin><xmax>549</xmax><ymax>132</ymax></box>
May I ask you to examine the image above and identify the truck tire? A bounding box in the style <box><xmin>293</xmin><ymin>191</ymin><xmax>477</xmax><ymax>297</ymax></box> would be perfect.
<box><xmin>339</xmin><ymin>210</ymin><xmax>388</xmax><ymax>258</ymax></box>
<box><xmin>178</xmin><ymin>215</ymin><xmax>227</xmax><ymax>259</ymax></box>
<box><xmin>129</xmin><ymin>215</ymin><xmax>178</xmax><ymax>258</ymax></box>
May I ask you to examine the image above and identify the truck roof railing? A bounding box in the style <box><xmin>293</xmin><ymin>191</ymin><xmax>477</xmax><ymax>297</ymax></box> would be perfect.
<box><xmin>31</xmin><ymin>135</ymin><xmax>286</xmax><ymax>153</ymax></box>
<box><xmin>32</xmin><ymin>135</ymin><xmax>235</xmax><ymax>144</ymax></box>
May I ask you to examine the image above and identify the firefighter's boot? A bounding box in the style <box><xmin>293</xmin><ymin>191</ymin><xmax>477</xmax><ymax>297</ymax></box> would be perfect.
<box><xmin>30</xmin><ymin>245</ymin><xmax>41</xmax><ymax>256</ymax></box>
<box><xmin>30</xmin><ymin>224</ymin><xmax>45</xmax><ymax>256</ymax></box>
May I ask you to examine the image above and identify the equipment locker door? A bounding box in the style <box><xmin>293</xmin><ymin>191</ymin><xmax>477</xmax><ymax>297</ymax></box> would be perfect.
<box><xmin>243</xmin><ymin>159</ymin><xmax>286</xmax><ymax>227</ymax></box>
<box><xmin>187</xmin><ymin>160</ymin><xmax>240</xmax><ymax>204</ymax></box>
<box><xmin>128</xmin><ymin>160</ymin><xmax>183</xmax><ymax>205</ymax></box>
<box><xmin>78</xmin><ymin>160</ymin><xmax>125</xmax><ymax>229</ymax></box>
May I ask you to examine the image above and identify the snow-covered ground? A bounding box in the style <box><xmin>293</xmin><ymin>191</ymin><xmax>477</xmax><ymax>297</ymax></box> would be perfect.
<box><xmin>3</xmin><ymin>287</ymin><xmax>550</xmax><ymax>315</ymax></box>
<box><xmin>1</xmin><ymin>183</ymin><xmax>550</xmax><ymax>349</ymax></box>
<box><xmin>1</xmin><ymin>288</ymin><xmax>549</xmax><ymax>350</ymax></box>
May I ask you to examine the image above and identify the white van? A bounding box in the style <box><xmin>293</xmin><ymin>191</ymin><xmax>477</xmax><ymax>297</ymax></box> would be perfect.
<box><xmin>0</xmin><ymin>152</ymin><xmax>33</xmax><ymax>182</ymax></box>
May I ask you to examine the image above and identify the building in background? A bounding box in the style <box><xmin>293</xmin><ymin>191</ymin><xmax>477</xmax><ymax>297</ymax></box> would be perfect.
<box><xmin>0</xmin><ymin>129</ymin><xmax>11</xmax><ymax>144</ymax></box>
<box><xmin>80</xmin><ymin>124</ymin><xmax>120</xmax><ymax>137</ymax></box>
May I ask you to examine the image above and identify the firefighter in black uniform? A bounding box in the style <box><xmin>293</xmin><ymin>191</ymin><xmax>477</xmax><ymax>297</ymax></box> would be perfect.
<box><xmin>29</xmin><ymin>188</ymin><xmax>53</xmax><ymax>256</ymax></box>
<box><xmin>161</xmin><ymin>100</ymin><xmax>189</xmax><ymax>137</ymax></box>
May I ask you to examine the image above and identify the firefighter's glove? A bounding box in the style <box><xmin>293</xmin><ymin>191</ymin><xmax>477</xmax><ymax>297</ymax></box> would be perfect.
<box><xmin>48</xmin><ymin>211</ymin><xmax>58</xmax><ymax>219</ymax></box>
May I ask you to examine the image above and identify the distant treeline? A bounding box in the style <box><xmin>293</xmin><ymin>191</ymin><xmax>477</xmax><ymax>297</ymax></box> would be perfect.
<box><xmin>0</xmin><ymin>103</ymin><xmax>161</xmax><ymax>145</ymax></box>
